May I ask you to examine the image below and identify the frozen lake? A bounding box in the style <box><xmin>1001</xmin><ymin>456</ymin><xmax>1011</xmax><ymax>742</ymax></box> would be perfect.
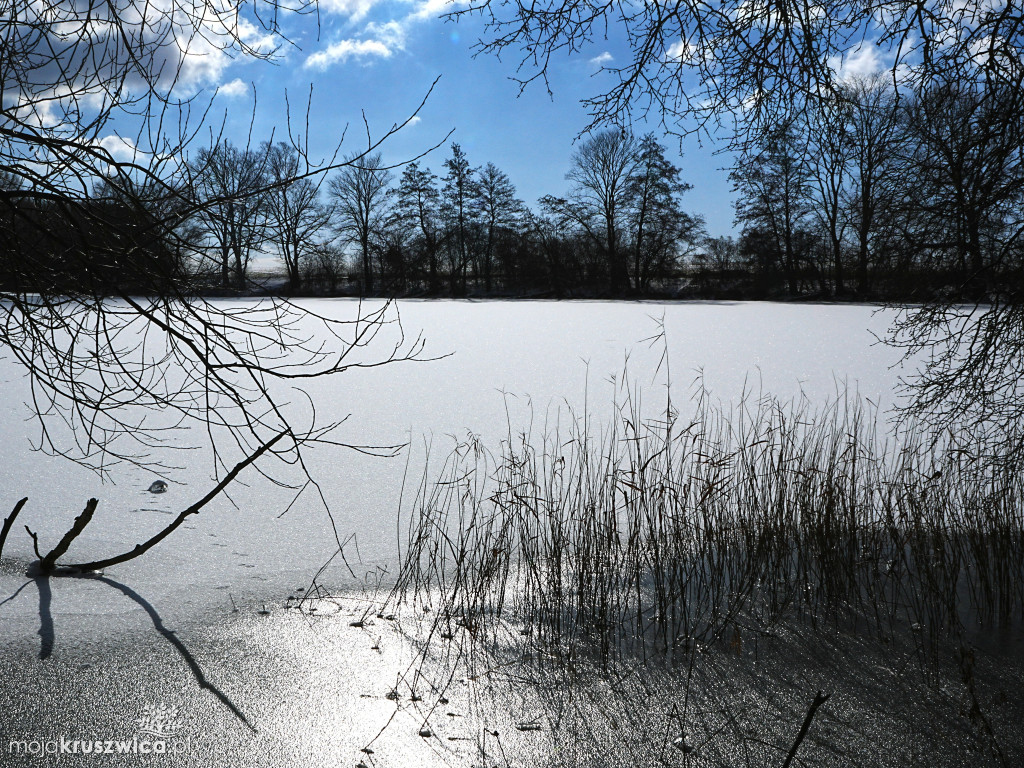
<box><xmin>7</xmin><ymin>299</ymin><xmax>984</xmax><ymax>768</ymax></box>
<box><xmin>0</xmin><ymin>299</ymin><xmax>910</xmax><ymax>624</ymax></box>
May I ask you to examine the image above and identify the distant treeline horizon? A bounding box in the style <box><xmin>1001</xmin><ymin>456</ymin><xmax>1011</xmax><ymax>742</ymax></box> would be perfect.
<box><xmin>2</xmin><ymin>73</ymin><xmax>1020</xmax><ymax>303</ymax></box>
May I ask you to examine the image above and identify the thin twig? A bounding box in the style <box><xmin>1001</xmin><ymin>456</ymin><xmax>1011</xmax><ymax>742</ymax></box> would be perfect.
<box><xmin>781</xmin><ymin>690</ymin><xmax>831</xmax><ymax>768</ymax></box>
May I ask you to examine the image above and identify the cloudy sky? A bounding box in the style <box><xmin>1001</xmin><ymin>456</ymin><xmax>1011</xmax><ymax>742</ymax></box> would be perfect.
<box><xmin>189</xmin><ymin>0</ymin><xmax>745</xmax><ymax>236</ymax></box>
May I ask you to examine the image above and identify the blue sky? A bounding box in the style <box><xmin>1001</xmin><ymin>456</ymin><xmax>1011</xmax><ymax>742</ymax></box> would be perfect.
<box><xmin>193</xmin><ymin>0</ymin><xmax>741</xmax><ymax>236</ymax></box>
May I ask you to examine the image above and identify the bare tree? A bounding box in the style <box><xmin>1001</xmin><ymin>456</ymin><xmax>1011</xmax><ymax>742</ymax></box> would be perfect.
<box><xmin>700</xmin><ymin>235</ymin><xmax>740</xmax><ymax>271</ymax></box>
<box><xmin>557</xmin><ymin>129</ymin><xmax>639</xmax><ymax>294</ymax></box>
<box><xmin>263</xmin><ymin>141</ymin><xmax>332</xmax><ymax>292</ymax></box>
<box><xmin>394</xmin><ymin>162</ymin><xmax>442</xmax><ymax>293</ymax></box>
<box><xmin>473</xmin><ymin>162</ymin><xmax>526</xmax><ymax>293</ymax></box>
<box><xmin>440</xmin><ymin>144</ymin><xmax>478</xmax><ymax>294</ymax></box>
<box><xmin>626</xmin><ymin>134</ymin><xmax>699</xmax><ymax>291</ymax></box>
<box><xmin>886</xmin><ymin>79</ymin><xmax>1024</xmax><ymax>463</ymax></box>
<box><xmin>187</xmin><ymin>141</ymin><xmax>270</xmax><ymax>289</ymax></box>
<box><xmin>901</xmin><ymin>80</ymin><xmax>1024</xmax><ymax>292</ymax></box>
<box><xmin>844</xmin><ymin>75</ymin><xmax>904</xmax><ymax>294</ymax></box>
<box><xmin>731</xmin><ymin>123</ymin><xmax>813</xmax><ymax>296</ymax></box>
<box><xmin>329</xmin><ymin>153</ymin><xmax>393</xmax><ymax>294</ymax></box>
<box><xmin>305</xmin><ymin>241</ymin><xmax>348</xmax><ymax>293</ymax></box>
<box><xmin>804</xmin><ymin>97</ymin><xmax>852</xmax><ymax>295</ymax></box>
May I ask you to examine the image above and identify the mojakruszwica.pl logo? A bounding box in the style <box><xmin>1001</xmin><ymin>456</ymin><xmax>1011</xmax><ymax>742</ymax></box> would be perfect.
<box><xmin>7</xmin><ymin>703</ymin><xmax>191</xmax><ymax>757</ymax></box>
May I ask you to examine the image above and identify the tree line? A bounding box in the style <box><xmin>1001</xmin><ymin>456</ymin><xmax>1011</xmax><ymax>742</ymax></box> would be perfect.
<box><xmin>2</xmin><ymin>131</ymin><xmax>708</xmax><ymax>298</ymax></box>
<box><xmin>4</xmin><ymin>74</ymin><xmax>1021</xmax><ymax>302</ymax></box>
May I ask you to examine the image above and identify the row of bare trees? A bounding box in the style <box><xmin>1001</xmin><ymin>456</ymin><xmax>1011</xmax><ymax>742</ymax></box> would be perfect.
<box><xmin>2</xmin><ymin>131</ymin><xmax>704</xmax><ymax>297</ymax></box>
<box><xmin>324</xmin><ymin>132</ymin><xmax>704</xmax><ymax>296</ymax></box>
<box><xmin>244</xmin><ymin>130</ymin><xmax>701</xmax><ymax>296</ymax></box>
<box><xmin>189</xmin><ymin>132</ymin><xmax>706</xmax><ymax>296</ymax></box>
<box><xmin>728</xmin><ymin>74</ymin><xmax>1024</xmax><ymax>299</ymax></box>
<box><xmin>8</xmin><ymin>79</ymin><xmax>1021</xmax><ymax>304</ymax></box>
<box><xmin>20</xmin><ymin>76</ymin><xmax>1020</xmax><ymax>304</ymax></box>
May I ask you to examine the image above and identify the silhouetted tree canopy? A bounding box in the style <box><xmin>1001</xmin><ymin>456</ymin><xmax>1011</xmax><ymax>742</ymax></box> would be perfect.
<box><xmin>449</xmin><ymin>0</ymin><xmax>1023</xmax><ymax>139</ymax></box>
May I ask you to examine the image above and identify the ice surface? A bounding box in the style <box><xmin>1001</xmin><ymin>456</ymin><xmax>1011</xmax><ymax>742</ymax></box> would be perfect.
<box><xmin>0</xmin><ymin>299</ymin><xmax>910</xmax><ymax>625</ymax></box>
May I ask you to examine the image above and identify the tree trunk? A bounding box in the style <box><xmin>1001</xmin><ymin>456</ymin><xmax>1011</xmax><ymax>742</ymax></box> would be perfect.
<box><xmin>607</xmin><ymin>217</ymin><xmax>630</xmax><ymax>294</ymax></box>
<box><xmin>361</xmin><ymin>234</ymin><xmax>374</xmax><ymax>294</ymax></box>
<box><xmin>832</xmin><ymin>232</ymin><xmax>844</xmax><ymax>295</ymax></box>
<box><xmin>221</xmin><ymin>245</ymin><xmax>231</xmax><ymax>289</ymax></box>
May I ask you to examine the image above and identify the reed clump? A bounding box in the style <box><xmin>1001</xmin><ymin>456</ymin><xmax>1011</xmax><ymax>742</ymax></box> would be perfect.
<box><xmin>385</xmin><ymin>383</ymin><xmax>1024</xmax><ymax>665</ymax></box>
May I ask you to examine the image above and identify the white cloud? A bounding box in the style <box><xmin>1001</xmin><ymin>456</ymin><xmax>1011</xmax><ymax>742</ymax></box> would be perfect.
<box><xmin>320</xmin><ymin>0</ymin><xmax>379</xmax><ymax>22</ymax></box>
<box><xmin>174</xmin><ymin>40</ymin><xmax>230</xmax><ymax>91</ymax></box>
<box><xmin>828</xmin><ymin>44</ymin><xmax>887</xmax><ymax>82</ymax></box>
<box><xmin>218</xmin><ymin>78</ymin><xmax>249</xmax><ymax>98</ymax></box>
<box><xmin>97</xmin><ymin>135</ymin><xmax>139</xmax><ymax>163</ymax></box>
<box><xmin>11</xmin><ymin>94</ymin><xmax>58</xmax><ymax>130</ymax></box>
<box><xmin>406</xmin><ymin>115</ymin><xmax>422</xmax><ymax>126</ymax></box>
<box><xmin>313</xmin><ymin>0</ymin><xmax>451</xmax><ymax>24</ymax></box>
<box><xmin>589</xmin><ymin>51</ymin><xmax>614</xmax><ymax>68</ymax></box>
<box><xmin>733</xmin><ymin>0</ymin><xmax>773</xmax><ymax>27</ymax></box>
<box><xmin>305</xmin><ymin>38</ymin><xmax>394</xmax><ymax>69</ymax></box>
<box><xmin>305</xmin><ymin>18</ymin><xmax>408</xmax><ymax>69</ymax></box>
<box><xmin>237</xmin><ymin>17</ymin><xmax>279</xmax><ymax>55</ymax></box>
<box><xmin>173</xmin><ymin>14</ymin><xmax>277</xmax><ymax>92</ymax></box>
<box><xmin>307</xmin><ymin>0</ymin><xmax>469</xmax><ymax>70</ymax></box>
<box><xmin>665</xmin><ymin>40</ymin><xmax>695</xmax><ymax>63</ymax></box>
<box><xmin>962</xmin><ymin>34</ymin><xmax>1020</xmax><ymax>79</ymax></box>
<box><xmin>409</xmin><ymin>0</ymin><xmax>458</xmax><ymax>22</ymax></box>
<box><xmin>364</xmin><ymin>19</ymin><xmax>407</xmax><ymax>48</ymax></box>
